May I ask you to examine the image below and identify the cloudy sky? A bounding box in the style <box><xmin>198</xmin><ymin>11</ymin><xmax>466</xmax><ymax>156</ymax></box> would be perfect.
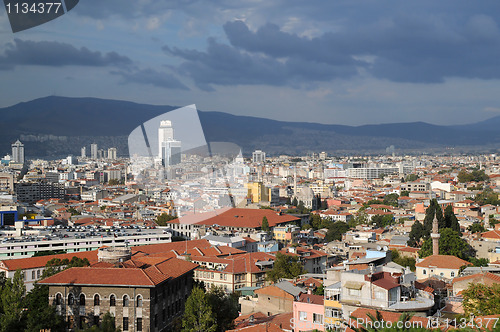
<box><xmin>1</xmin><ymin>1</ymin><xmax>500</xmax><ymax>125</ymax></box>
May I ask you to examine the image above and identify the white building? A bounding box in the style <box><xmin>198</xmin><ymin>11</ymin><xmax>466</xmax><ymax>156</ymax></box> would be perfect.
<box><xmin>11</xmin><ymin>140</ymin><xmax>24</xmax><ymax>164</ymax></box>
<box><xmin>252</xmin><ymin>150</ymin><xmax>266</xmax><ymax>163</ymax></box>
<box><xmin>108</xmin><ymin>147</ymin><xmax>117</xmax><ymax>160</ymax></box>
<box><xmin>90</xmin><ymin>143</ymin><xmax>98</xmax><ymax>159</ymax></box>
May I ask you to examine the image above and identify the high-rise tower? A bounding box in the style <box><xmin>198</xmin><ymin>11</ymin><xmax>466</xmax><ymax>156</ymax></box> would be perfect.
<box><xmin>158</xmin><ymin>121</ymin><xmax>181</xmax><ymax>166</ymax></box>
<box><xmin>11</xmin><ymin>140</ymin><xmax>24</xmax><ymax>164</ymax></box>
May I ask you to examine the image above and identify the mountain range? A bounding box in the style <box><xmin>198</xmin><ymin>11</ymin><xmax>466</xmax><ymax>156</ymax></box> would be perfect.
<box><xmin>0</xmin><ymin>96</ymin><xmax>499</xmax><ymax>158</ymax></box>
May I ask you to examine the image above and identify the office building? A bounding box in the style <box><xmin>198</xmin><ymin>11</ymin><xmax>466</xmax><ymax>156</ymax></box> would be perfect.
<box><xmin>81</xmin><ymin>146</ymin><xmax>86</xmax><ymax>158</ymax></box>
<box><xmin>158</xmin><ymin>121</ymin><xmax>181</xmax><ymax>166</ymax></box>
<box><xmin>252</xmin><ymin>150</ymin><xmax>266</xmax><ymax>163</ymax></box>
<box><xmin>90</xmin><ymin>144</ymin><xmax>98</xmax><ymax>160</ymax></box>
<box><xmin>108</xmin><ymin>147</ymin><xmax>117</xmax><ymax>160</ymax></box>
<box><xmin>11</xmin><ymin>140</ymin><xmax>24</xmax><ymax>164</ymax></box>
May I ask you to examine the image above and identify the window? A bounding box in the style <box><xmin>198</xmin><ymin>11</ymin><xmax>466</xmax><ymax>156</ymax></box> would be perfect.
<box><xmin>37</xmin><ymin>270</ymin><xmax>41</xmax><ymax>278</ymax></box>
<box><xmin>423</xmin><ymin>269</ymin><xmax>427</xmax><ymax>275</ymax></box>
<box><xmin>348</xmin><ymin>289</ymin><xmax>361</xmax><ymax>296</ymax></box>
<box><xmin>109</xmin><ymin>294</ymin><xmax>116</xmax><ymax>306</ymax></box>
<box><xmin>55</xmin><ymin>293</ymin><xmax>62</xmax><ymax>305</ymax></box>
<box><xmin>374</xmin><ymin>291</ymin><xmax>384</xmax><ymax>300</ymax></box>
<box><xmin>123</xmin><ymin>295</ymin><xmax>129</xmax><ymax>307</ymax></box>
<box><xmin>451</xmin><ymin>271</ymin><xmax>455</xmax><ymax>277</ymax></box>
<box><xmin>122</xmin><ymin>317</ymin><xmax>129</xmax><ymax>331</ymax></box>
<box><xmin>68</xmin><ymin>293</ymin><xmax>75</xmax><ymax>305</ymax></box>
<box><xmin>325</xmin><ymin>309</ymin><xmax>341</xmax><ymax>318</ymax></box>
<box><xmin>137</xmin><ymin>318</ymin><xmax>142</xmax><ymax>331</ymax></box>
<box><xmin>31</xmin><ymin>270</ymin><xmax>35</xmax><ymax>279</ymax></box>
<box><xmin>93</xmin><ymin>315</ymin><xmax>99</xmax><ymax>326</ymax></box>
<box><xmin>313</xmin><ymin>313</ymin><xmax>323</xmax><ymax>324</ymax></box>
<box><xmin>440</xmin><ymin>272</ymin><xmax>444</xmax><ymax>277</ymax></box>
<box><xmin>79</xmin><ymin>294</ymin><xmax>85</xmax><ymax>306</ymax></box>
<box><xmin>94</xmin><ymin>294</ymin><xmax>100</xmax><ymax>306</ymax></box>
<box><xmin>299</xmin><ymin>311</ymin><xmax>307</xmax><ymax>321</ymax></box>
<box><xmin>136</xmin><ymin>295</ymin><xmax>143</xmax><ymax>307</ymax></box>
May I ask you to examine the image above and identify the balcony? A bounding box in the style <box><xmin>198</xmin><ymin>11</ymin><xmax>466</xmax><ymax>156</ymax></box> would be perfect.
<box><xmin>388</xmin><ymin>296</ymin><xmax>434</xmax><ymax>312</ymax></box>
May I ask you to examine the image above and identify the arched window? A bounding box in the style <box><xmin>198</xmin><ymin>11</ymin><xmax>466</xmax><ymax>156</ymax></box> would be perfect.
<box><xmin>68</xmin><ymin>293</ymin><xmax>75</xmax><ymax>305</ymax></box>
<box><xmin>109</xmin><ymin>294</ymin><xmax>116</xmax><ymax>307</ymax></box>
<box><xmin>80</xmin><ymin>294</ymin><xmax>86</xmax><ymax>306</ymax></box>
<box><xmin>123</xmin><ymin>295</ymin><xmax>129</xmax><ymax>307</ymax></box>
<box><xmin>423</xmin><ymin>269</ymin><xmax>427</xmax><ymax>275</ymax></box>
<box><xmin>136</xmin><ymin>295</ymin><xmax>143</xmax><ymax>307</ymax></box>
<box><xmin>55</xmin><ymin>293</ymin><xmax>62</xmax><ymax>305</ymax></box>
<box><xmin>94</xmin><ymin>294</ymin><xmax>100</xmax><ymax>306</ymax></box>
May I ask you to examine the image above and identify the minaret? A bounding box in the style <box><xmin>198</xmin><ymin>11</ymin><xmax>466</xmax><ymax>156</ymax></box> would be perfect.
<box><xmin>431</xmin><ymin>213</ymin><xmax>440</xmax><ymax>256</ymax></box>
<box><xmin>485</xmin><ymin>213</ymin><xmax>491</xmax><ymax>229</ymax></box>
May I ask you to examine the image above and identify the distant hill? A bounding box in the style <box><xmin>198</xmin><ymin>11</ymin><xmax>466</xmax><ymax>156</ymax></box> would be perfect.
<box><xmin>0</xmin><ymin>96</ymin><xmax>499</xmax><ymax>158</ymax></box>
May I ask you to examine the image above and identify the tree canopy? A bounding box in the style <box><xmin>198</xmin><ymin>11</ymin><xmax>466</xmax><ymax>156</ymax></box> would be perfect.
<box><xmin>326</xmin><ymin>221</ymin><xmax>350</xmax><ymax>242</ymax></box>
<box><xmin>266</xmin><ymin>252</ymin><xmax>305</xmax><ymax>283</ymax></box>
<box><xmin>182</xmin><ymin>286</ymin><xmax>217</xmax><ymax>332</ymax></box>
<box><xmin>462</xmin><ymin>283</ymin><xmax>500</xmax><ymax>317</ymax></box>
<box><xmin>419</xmin><ymin>228</ymin><xmax>473</xmax><ymax>260</ymax></box>
<box><xmin>457</xmin><ymin>169</ymin><xmax>488</xmax><ymax>183</ymax></box>
<box><xmin>156</xmin><ymin>213</ymin><xmax>178</xmax><ymax>226</ymax></box>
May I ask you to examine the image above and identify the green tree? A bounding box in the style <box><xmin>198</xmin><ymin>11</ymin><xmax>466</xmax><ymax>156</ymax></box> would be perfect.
<box><xmin>405</xmin><ymin>174</ymin><xmax>418</xmax><ymax>182</ymax></box>
<box><xmin>310</xmin><ymin>214</ymin><xmax>322</xmax><ymax>230</ymax></box>
<box><xmin>474</xmin><ymin>188</ymin><xmax>500</xmax><ymax>205</ymax></box>
<box><xmin>292</xmin><ymin>197</ymin><xmax>298</xmax><ymax>207</ymax></box>
<box><xmin>182</xmin><ymin>286</ymin><xmax>217</xmax><ymax>332</ymax></box>
<box><xmin>419</xmin><ymin>228</ymin><xmax>472</xmax><ymax>259</ymax></box>
<box><xmin>371</xmin><ymin>215</ymin><xmax>394</xmax><ymax>228</ymax></box>
<box><xmin>462</xmin><ymin>283</ymin><xmax>500</xmax><ymax>316</ymax></box>
<box><xmin>400</xmin><ymin>190</ymin><xmax>410</xmax><ymax>197</ymax></box>
<box><xmin>108</xmin><ymin>179</ymin><xmax>120</xmax><ymax>186</ymax></box>
<box><xmin>326</xmin><ymin>221</ymin><xmax>350</xmax><ymax>242</ymax></box>
<box><xmin>468</xmin><ymin>223</ymin><xmax>486</xmax><ymax>234</ymax></box>
<box><xmin>383</xmin><ymin>193</ymin><xmax>399</xmax><ymax>207</ymax></box>
<box><xmin>266</xmin><ymin>252</ymin><xmax>305</xmax><ymax>283</ymax></box>
<box><xmin>313</xmin><ymin>284</ymin><xmax>324</xmax><ymax>296</ymax></box>
<box><xmin>261</xmin><ymin>217</ymin><xmax>270</xmax><ymax>232</ymax></box>
<box><xmin>423</xmin><ymin>199</ymin><xmax>444</xmax><ymax>236</ymax></box>
<box><xmin>443</xmin><ymin>205</ymin><xmax>461</xmax><ymax>234</ymax></box>
<box><xmin>349</xmin><ymin>211</ymin><xmax>368</xmax><ymax>228</ymax></box>
<box><xmin>25</xmin><ymin>284</ymin><xmax>66</xmax><ymax>332</ymax></box>
<box><xmin>207</xmin><ymin>287</ymin><xmax>239</xmax><ymax>332</ymax></box>
<box><xmin>390</xmin><ymin>249</ymin><xmax>416</xmax><ymax>271</ymax></box>
<box><xmin>0</xmin><ymin>270</ymin><xmax>26</xmax><ymax>332</ymax></box>
<box><xmin>458</xmin><ymin>169</ymin><xmax>489</xmax><ymax>183</ymax></box>
<box><xmin>156</xmin><ymin>213</ymin><xmax>178</xmax><ymax>226</ymax></box>
<box><xmin>407</xmin><ymin>220</ymin><xmax>424</xmax><ymax>247</ymax></box>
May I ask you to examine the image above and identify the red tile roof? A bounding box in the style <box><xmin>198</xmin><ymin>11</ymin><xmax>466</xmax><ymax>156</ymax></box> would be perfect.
<box><xmin>180</xmin><ymin>208</ymin><xmax>299</xmax><ymax>229</ymax></box>
<box><xmin>39</xmin><ymin>257</ymin><xmax>198</xmax><ymax>287</ymax></box>
<box><xmin>415</xmin><ymin>255</ymin><xmax>472</xmax><ymax>270</ymax></box>
<box><xmin>0</xmin><ymin>250</ymin><xmax>98</xmax><ymax>271</ymax></box>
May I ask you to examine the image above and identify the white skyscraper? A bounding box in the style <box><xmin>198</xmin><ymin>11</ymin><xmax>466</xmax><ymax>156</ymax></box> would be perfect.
<box><xmin>158</xmin><ymin>120</ymin><xmax>181</xmax><ymax>166</ymax></box>
<box><xmin>90</xmin><ymin>143</ymin><xmax>98</xmax><ymax>160</ymax></box>
<box><xmin>158</xmin><ymin>120</ymin><xmax>175</xmax><ymax>158</ymax></box>
<box><xmin>81</xmin><ymin>146</ymin><xmax>86</xmax><ymax>158</ymax></box>
<box><xmin>252</xmin><ymin>150</ymin><xmax>266</xmax><ymax>163</ymax></box>
<box><xmin>108</xmin><ymin>147</ymin><xmax>117</xmax><ymax>160</ymax></box>
<box><xmin>11</xmin><ymin>140</ymin><xmax>24</xmax><ymax>164</ymax></box>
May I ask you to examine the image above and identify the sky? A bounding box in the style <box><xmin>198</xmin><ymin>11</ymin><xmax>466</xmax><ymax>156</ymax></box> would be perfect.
<box><xmin>1</xmin><ymin>1</ymin><xmax>500</xmax><ymax>126</ymax></box>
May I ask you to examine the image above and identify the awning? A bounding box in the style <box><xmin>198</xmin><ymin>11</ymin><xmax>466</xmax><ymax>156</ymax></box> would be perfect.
<box><xmin>344</xmin><ymin>281</ymin><xmax>364</xmax><ymax>290</ymax></box>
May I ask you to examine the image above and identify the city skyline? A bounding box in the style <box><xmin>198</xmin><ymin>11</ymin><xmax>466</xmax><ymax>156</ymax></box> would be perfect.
<box><xmin>1</xmin><ymin>2</ymin><xmax>500</xmax><ymax>126</ymax></box>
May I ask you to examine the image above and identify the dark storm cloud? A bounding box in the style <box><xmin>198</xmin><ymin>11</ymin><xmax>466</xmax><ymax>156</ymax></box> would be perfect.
<box><xmin>163</xmin><ymin>11</ymin><xmax>500</xmax><ymax>89</ymax></box>
<box><xmin>0</xmin><ymin>39</ymin><xmax>132</xmax><ymax>69</ymax></box>
<box><xmin>110</xmin><ymin>68</ymin><xmax>189</xmax><ymax>90</ymax></box>
<box><xmin>163</xmin><ymin>36</ymin><xmax>361</xmax><ymax>91</ymax></box>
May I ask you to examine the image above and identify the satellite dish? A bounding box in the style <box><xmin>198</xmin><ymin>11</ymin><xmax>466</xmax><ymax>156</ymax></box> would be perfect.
<box><xmin>383</xmin><ymin>246</ymin><xmax>388</xmax><ymax>251</ymax></box>
<box><xmin>376</xmin><ymin>245</ymin><xmax>381</xmax><ymax>251</ymax></box>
